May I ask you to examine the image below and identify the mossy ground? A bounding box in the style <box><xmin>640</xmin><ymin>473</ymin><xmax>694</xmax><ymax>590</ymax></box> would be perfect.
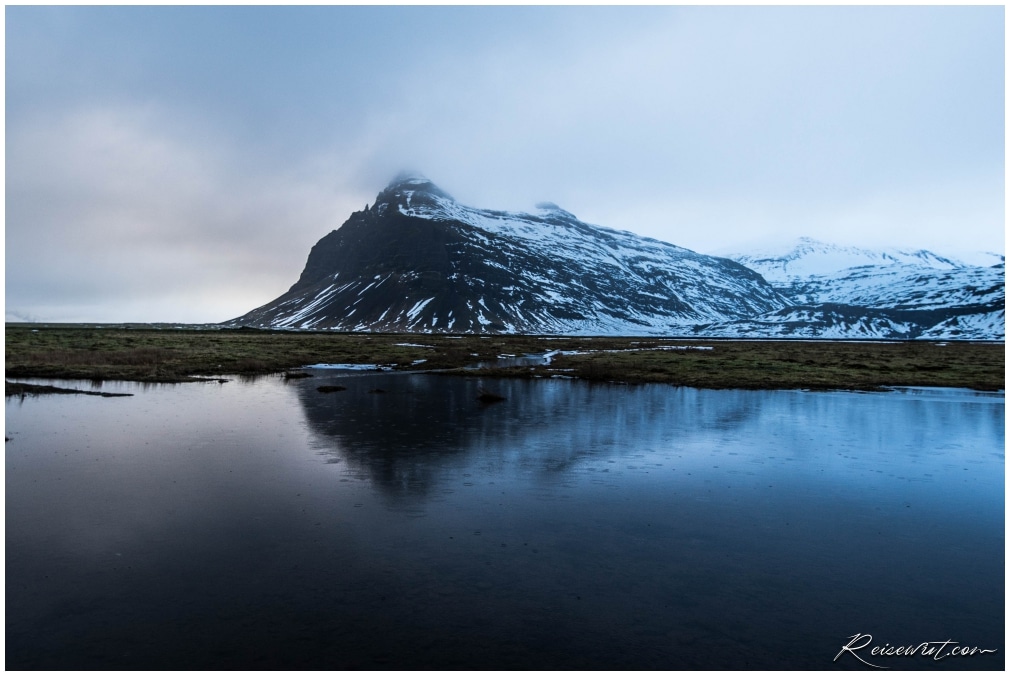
<box><xmin>5</xmin><ymin>324</ymin><xmax>1004</xmax><ymax>391</ymax></box>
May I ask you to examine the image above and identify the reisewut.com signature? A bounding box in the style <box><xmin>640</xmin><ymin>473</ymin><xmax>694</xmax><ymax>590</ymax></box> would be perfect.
<box><xmin>835</xmin><ymin>633</ymin><xmax>999</xmax><ymax>668</ymax></box>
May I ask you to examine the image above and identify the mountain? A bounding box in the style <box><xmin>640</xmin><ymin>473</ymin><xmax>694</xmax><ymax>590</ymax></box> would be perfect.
<box><xmin>230</xmin><ymin>176</ymin><xmax>1003</xmax><ymax>340</ymax></box>
<box><xmin>711</xmin><ymin>238</ymin><xmax>1005</xmax><ymax>340</ymax></box>
<box><xmin>727</xmin><ymin>237</ymin><xmax>966</xmax><ymax>283</ymax></box>
<box><xmin>230</xmin><ymin>173</ymin><xmax>788</xmax><ymax>334</ymax></box>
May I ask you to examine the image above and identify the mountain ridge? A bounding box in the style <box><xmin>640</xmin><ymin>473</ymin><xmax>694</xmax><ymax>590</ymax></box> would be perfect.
<box><xmin>710</xmin><ymin>237</ymin><xmax>1004</xmax><ymax>340</ymax></box>
<box><xmin>230</xmin><ymin>175</ymin><xmax>1004</xmax><ymax>340</ymax></box>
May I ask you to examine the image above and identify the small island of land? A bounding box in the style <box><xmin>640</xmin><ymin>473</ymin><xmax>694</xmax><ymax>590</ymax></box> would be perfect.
<box><xmin>5</xmin><ymin>324</ymin><xmax>1003</xmax><ymax>393</ymax></box>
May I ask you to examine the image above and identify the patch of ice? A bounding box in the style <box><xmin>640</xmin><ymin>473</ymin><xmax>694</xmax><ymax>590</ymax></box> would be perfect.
<box><xmin>304</xmin><ymin>363</ymin><xmax>395</xmax><ymax>371</ymax></box>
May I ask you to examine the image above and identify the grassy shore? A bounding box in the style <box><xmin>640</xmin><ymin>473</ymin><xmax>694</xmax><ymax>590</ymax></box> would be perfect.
<box><xmin>5</xmin><ymin>324</ymin><xmax>1004</xmax><ymax>392</ymax></box>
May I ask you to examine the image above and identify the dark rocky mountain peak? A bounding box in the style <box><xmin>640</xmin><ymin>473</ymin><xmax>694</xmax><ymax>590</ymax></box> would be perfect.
<box><xmin>373</xmin><ymin>172</ymin><xmax>455</xmax><ymax>211</ymax></box>
<box><xmin>229</xmin><ymin>173</ymin><xmax>788</xmax><ymax>334</ymax></box>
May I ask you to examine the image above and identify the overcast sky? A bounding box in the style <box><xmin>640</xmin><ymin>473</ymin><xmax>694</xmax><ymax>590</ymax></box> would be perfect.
<box><xmin>6</xmin><ymin>5</ymin><xmax>1005</xmax><ymax>323</ymax></box>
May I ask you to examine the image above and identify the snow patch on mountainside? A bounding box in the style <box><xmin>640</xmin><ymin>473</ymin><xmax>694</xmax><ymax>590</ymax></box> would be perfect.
<box><xmin>777</xmin><ymin>264</ymin><xmax>1004</xmax><ymax>309</ymax></box>
<box><xmin>917</xmin><ymin>310</ymin><xmax>1005</xmax><ymax>340</ymax></box>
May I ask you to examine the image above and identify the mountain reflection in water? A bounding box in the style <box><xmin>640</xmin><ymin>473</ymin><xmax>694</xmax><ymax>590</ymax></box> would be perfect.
<box><xmin>5</xmin><ymin>374</ymin><xmax>1004</xmax><ymax>670</ymax></box>
<box><xmin>296</xmin><ymin>373</ymin><xmax>777</xmax><ymax>498</ymax></box>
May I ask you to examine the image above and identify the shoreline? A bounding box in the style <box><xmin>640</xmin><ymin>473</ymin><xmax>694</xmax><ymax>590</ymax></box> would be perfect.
<box><xmin>5</xmin><ymin>325</ymin><xmax>1004</xmax><ymax>393</ymax></box>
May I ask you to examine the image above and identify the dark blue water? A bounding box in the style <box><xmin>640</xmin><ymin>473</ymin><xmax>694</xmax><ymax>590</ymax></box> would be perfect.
<box><xmin>5</xmin><ymin>374</ymin><xmax>1004</xmax><ymax>669</ymax></box>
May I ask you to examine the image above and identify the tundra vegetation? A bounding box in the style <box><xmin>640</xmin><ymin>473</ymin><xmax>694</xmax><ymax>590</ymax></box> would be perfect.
<box><xmin>4</xmin><ymin>324</ymin><xmax>1004</xmax><ymax>393</ymax></box>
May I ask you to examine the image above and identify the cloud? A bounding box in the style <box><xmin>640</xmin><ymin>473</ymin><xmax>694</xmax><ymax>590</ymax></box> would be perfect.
<box><xmin>5</xmin><ymin>6</ymin><xmax>1003</xmax><ymax>323</ymax></box>
<box><xmin>331</xmin><ymin>6</ymin><xmax>1002</xmax><ymax>257</ymax></box>
<box><xmin>5</xmin><ymin>104</ymin><xmax>360</xmax><ymax>322</ymax></box>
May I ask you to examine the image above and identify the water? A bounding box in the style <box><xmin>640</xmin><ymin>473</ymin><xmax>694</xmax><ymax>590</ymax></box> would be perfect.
<box><xmin>6</xmin><ymin>374</ymin><xmax>1004</xmax><ymax>669</ymax></box>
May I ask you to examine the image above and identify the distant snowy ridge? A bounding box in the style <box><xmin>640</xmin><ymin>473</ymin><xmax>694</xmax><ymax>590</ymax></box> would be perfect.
<box><xmin>712</xmin><ymin>237</ymin><xmax>1004</xmax><ymax>340</ymax></box>
<box><xmin>725</xmin><ymin>236</ymin><xmax>969</xmax><ymax>282</ymax></box>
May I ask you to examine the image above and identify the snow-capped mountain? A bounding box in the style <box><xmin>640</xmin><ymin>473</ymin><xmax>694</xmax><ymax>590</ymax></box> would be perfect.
<box><xmin>713</xmin><ymin>238</ymin><xmax>1004</xmax><ymax>340</ymax></box>
<box><xmin>230</xmin><ymin>173</ymin><xmax>788</xmax><ymax>334</ymax></box>
<box><xmin>230</xmin><ymin>175</ymin><xmax>1003</xmax><ymax>340</ymax></box>
<box><xmin>727</xmin><ymin>237</ymin><xmax>966</xmax><ymax>283</ymax></box>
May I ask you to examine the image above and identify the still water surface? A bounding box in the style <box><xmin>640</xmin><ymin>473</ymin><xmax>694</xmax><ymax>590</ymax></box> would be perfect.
<box><xmin>6</xmin><ymin>373</ymin><xmax>1004</xmax><ymax>669</ymax></box>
